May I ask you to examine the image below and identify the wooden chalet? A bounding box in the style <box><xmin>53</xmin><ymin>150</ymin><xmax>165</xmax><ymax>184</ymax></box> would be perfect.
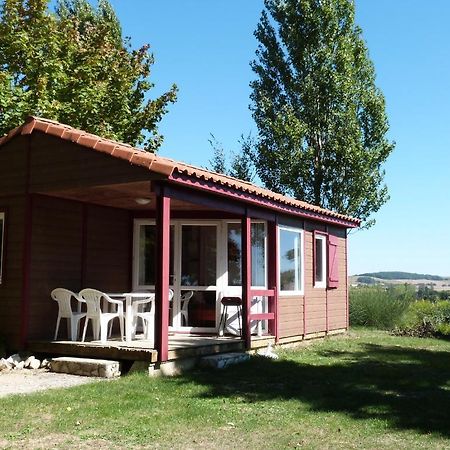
<box><xmin>0</xmin><ymin>117</ymin><xmax>360</xmax><ymax>364</ymax></box>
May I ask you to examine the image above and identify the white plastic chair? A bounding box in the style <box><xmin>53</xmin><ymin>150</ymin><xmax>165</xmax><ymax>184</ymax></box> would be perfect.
<box><xmin>51</xmin><ymin>288</ymin><xmax>86</xmax><ymax>341</ymax></box>
<box><xmin>79</xmin><ymin>288</ymin><xmax>124</xmax><ymax>343</ymax></box>
<box><xmin>179</xmin><ymin>291</ymin><xmax>194</xmax><ymax>326</ymax></box>
<box><xmin>134</xmin><ymin>289</ymin><xmax>174</xmax><ymax>347</ymax></box>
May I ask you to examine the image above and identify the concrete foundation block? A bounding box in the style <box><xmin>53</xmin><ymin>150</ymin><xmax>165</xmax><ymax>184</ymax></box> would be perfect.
<box><xmin>50</xmin><ymin>357</ymin><xmax>121</xmax><ymax>378</ymax></box>
<box><xmin>199</xmin><ymin>352</ymin><xmax>250</xmax><ymax>369</ymax></box>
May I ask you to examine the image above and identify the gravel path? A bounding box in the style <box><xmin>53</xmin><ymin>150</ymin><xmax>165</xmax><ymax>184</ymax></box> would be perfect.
<box><xmin>0</xmin><ymin>369</ymin><xmax>102</xmax><ymax>397</ymax></box>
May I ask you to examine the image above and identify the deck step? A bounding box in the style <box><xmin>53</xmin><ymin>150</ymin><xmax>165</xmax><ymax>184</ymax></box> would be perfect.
<box><xmin>50</xmin><ymin>357</ymin><xmax>121</xmax><ymax>378</ymax></box>
<box><xmin>199</xmin><ymin>352</ymin><xmax>250</xmax><ymax>370</ymax></box>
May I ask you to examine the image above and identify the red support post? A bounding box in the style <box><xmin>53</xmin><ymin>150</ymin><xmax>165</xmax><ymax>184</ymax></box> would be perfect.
<box><xmin>241</xmin><ymin>214</ymin><xmax>252</xmax><ymax>349</ymax></box>
<box><xmin>155</xmin><ymin>186</ymin><xmax>171</xmax><ymax>362</ymax></box>
<box><xmin>267</xmin><ymin>220</ymin><xmax>279</xmax><ymax>341</ymax></box>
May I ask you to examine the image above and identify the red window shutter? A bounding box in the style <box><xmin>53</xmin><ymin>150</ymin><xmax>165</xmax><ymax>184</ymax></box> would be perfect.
<box><xmin>328</xmin><ymin>235</ymin><xmax>339</xmax><ymax>289</ymax></box>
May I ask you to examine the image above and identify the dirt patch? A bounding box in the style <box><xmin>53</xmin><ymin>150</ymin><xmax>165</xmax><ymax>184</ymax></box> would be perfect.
<box><xmin>1</xmin><ymin>433</ymin><xmax>123</xmax><ymax>450</ymax></box>
<box><xmin>0</xmin><ymin>368</ymin><xmax>102</xmax><ymax>398</ymax></box>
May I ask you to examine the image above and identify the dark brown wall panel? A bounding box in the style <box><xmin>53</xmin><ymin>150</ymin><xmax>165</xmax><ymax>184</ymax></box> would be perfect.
<box><xmin>84</xmin><ymin>205</ymin><xmax>130</xmax><ymax>292</ymax></box>
<box><xmin>0</xmin><ymin>136</ymin><xmax>28</xmax><ymax>197</ymax></box>
<box><xmin>27</xmin><ymin>196</ymin><xmax>131</xmax><ymax>340</ymax></box>
<box><xmin>28</xmin><ymin>196</ymin><xmax>83</xmax><ymax>340</ymax></box>
<box><xmin>29</xmin><ymin>133</ymin><xmax>153</xmax><ymax>192</ymax></box>
<box><xmin>0</xmin><ymin>197</ymin><xmax>26</xmax><ymax>350</ymax></box>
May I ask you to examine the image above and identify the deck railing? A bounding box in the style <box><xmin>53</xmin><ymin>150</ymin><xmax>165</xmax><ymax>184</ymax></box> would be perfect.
<box><xmin>248</xmin><ymin>289</ymin><xmax>277</xmax><ymax>338</ymax></box>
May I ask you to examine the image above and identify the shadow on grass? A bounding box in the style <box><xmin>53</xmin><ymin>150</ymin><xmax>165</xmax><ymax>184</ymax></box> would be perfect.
<box><xmin>180</xmin><ymin>343</ymin><xmax>450</xmax><ymax>437</ymax></box>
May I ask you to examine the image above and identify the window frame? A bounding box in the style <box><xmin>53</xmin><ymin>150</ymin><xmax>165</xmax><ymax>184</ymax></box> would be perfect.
<box><xmin>313</xmin><ymin>232</ymin><xmax>327</xmax><ymax>289</ymax></box>
<box><xmin>0</xmin><ymin>210</ymin><xmax>5</xmax><ymax>285</ymax></box>
<box><xmin>278</xmin><ymin>225</ymin><xmax>304</xmax><ymax>296</ymax></box>
<box><xmin>224</xmin><ymin>220</ymin><xmax>268</xmax><ymax>289</ymax></box>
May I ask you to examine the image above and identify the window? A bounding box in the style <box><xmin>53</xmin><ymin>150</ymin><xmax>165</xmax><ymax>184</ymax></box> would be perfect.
<box><xmin>279</xmin><ymin>226</ymin><xmax>303</xmax><ymax>294</ymax></box>
<box><xmin>314</xmin><ymin>233</ymin><xmax>327</xmax><ymax>288</ymax></box>
<box><xmin>181</xmin><ymin>225</ymin><xmax>217</xmax><ymax>286</ymax></box>
<box><xmin>0</xmin><ymin>212</ymin><xmax>4</xmax><ymax>284</ymax></box>
<box><xmin>226</xmin><ymin>222</ymin><xmax>267</xmax><ymax>287</ymax></box>
<box><xmin>136</xmin><ymin>223</ymin><xmax>174</xmax><ymax>288</ymax></box>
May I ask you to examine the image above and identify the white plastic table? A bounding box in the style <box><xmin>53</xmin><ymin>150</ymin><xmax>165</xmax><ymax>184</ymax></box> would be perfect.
<box><xmin>107</xmin><ymin>292</ymin><xmax>155</xmax><ymax>342</ymax></box>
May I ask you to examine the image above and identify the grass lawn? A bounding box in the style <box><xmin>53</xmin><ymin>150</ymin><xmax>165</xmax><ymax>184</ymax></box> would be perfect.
<box><xmin>1</xmin><ymin>329</ymin><xmax>450</xmax><ymax>449</ymax></box>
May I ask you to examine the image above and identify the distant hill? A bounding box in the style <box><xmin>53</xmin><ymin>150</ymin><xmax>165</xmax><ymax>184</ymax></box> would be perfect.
<box><xmin>357</xmin><ymin>271</ymin><xmax>445</xmax><ymax>281</ymax></box>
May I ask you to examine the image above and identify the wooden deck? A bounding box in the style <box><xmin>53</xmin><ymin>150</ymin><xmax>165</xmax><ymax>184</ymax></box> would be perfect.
<box><xmin>28</xmin><ymin>334</ymin><xmax>247</xmax><ymax>363</ymax></box>
<box><xmin>28</xmin><ymin>333</ymin><xmax>276</xmax><ymax>363</ymax></box>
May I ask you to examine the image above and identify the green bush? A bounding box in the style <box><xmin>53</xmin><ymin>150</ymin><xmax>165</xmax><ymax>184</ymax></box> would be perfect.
<box><xmin>396</xmin><ymin>300</ymin><xmax>450</xmax><ymax>338</ymax></box>
<box><xmin>349</xmin><ymin>285</ymin><xmax>415</xmax><ymax>330</ymax></box>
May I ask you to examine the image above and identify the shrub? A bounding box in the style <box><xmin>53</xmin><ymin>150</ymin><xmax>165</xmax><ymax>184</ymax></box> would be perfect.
<box><xmin>349</xmin><ymin>285</ymin><xmax>415</xmax><ymax>330</ymax></box>
<box><xmin>395</xmin><ymin>300</ymin><xmax>450</xmax><ymax>338</ymax></box>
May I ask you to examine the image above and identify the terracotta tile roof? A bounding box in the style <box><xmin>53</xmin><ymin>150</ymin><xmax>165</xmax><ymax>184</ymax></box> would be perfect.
<box><xmin>0</xmin><ymin>116</ymin><xmax>360</xmax><ymax>227</ymax></box>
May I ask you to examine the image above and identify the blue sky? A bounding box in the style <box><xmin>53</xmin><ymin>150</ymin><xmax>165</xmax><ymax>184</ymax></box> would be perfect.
<box><xmin>108</xmin><ymin>0</ymin><xmax>450</xmax><ymax>277</ymax></box>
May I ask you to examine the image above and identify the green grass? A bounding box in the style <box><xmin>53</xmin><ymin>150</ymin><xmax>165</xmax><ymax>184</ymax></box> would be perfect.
<box><xmin>2</xmin><ymin>329</ymin><xmax>450</xmax><ymax>449</ymax></box>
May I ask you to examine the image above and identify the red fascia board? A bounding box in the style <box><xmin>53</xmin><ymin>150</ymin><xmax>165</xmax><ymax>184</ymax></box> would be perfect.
<box><xmin>168</xmin><ymin>173</ymin><xmax>359</xmax><ymax>229</ymax></box>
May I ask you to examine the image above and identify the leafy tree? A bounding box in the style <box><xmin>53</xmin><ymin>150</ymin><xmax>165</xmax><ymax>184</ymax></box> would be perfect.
<box><xmin>208</xmin><ymin>133</ymin><xmax>255</xmax><ymax>182</ymax></box>
<box><xmin>250</xmin><ymin>0</ymin><xmax>394</xmax><ymax>226</ymax></box>
<box><xmin>0</xmin><ymin>0</ymin><xmax>177</xmax><ymax>151</ymax></box>
<box><xmin>208</xmin><ymin>134</ymin><xmax>227</xmax><ymax>175</ymax></box>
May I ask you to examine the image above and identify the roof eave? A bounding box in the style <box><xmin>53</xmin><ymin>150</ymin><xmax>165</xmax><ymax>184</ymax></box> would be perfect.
<box><xmin>168</xmin><ymin>172</ymin><xmax>360</xmax><ymax>228</ymax></box>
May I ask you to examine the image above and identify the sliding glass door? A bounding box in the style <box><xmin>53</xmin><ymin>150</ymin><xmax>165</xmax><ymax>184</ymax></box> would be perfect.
<box><xmin>133</xmin><ymin>219</ymin><xmax>267</xmax><ymax>334</ymax></box>
<box><xmin>176</xmin><ymin>224</ymin><xmax>218</xmax><ymax>331</ymax></box>
<box><xmin>133</xmin><ymin>220</ymin><xmax>218</xmax><ymax>332</ymax></box>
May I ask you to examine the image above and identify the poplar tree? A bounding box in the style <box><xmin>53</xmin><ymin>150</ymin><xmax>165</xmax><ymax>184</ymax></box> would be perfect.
<box><xmin>250</xmin><ymin>0</ymin><xmax>394</xmax><ymax>226</ymax></box>
<box><xmin>0</xmin><ymin>0</ymin><xmax>177</xmax><ymax>151</ymax></box>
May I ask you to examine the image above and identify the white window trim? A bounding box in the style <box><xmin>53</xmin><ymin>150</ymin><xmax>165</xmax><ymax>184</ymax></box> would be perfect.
<box><xmin>278</xmin><ymin>225</ymin><xmax>304</xmax><ymax>296</ymax></box>
<box><xmin>314</xmin><ymin>234</ymin><xmax>327</xmax><ymax>289</ymax></box>
<box><xmin>0</xmin><ymin>212</ymin><xmax>4</xmax><ymax>284</ymax></box>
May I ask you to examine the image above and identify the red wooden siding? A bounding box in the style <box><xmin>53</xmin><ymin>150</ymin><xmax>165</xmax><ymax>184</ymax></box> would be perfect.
<box><xmin>278</xmin><ymin>221</ymin><xmax>348</xmax><ymax>339</ymax></box>
<box><xmin>328</xmin><ymin>234</ymin><xmax>339</xmax><ymax>288</ymax></box>
<box><xmin>326</xmin><ymin>235</ymin><xmax>348</xmax><ymax>330</ymax></box>
<box><xmin>278</xmin><ymin>296</ymin><xmax>304</xmax><ymax>337</ymax></box>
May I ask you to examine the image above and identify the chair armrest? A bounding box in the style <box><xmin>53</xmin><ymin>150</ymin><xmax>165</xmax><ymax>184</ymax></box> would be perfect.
<box><xmin>74</xmin><ymin>294</ymin><xmax>85</xmax><ymax>313</ymax></box>
<box><xmin>133</xmin><ymin>296</ymin><xmax>155</xmax><ymax>306</ymax></box>
<box><xmin>105</xmin><ymin>296</ymin><xmax>125</xmax><ymax>306</ymax></box>
<box><xmin>104</xmin><ymin>296</ymin><xmax>125</xmax><ymax>314</ymax></box>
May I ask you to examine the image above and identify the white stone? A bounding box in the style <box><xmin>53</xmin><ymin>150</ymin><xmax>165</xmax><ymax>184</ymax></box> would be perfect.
<box><xmin>7</xmin><ymin>353</ymin><xmax>22</xmax><ymax>364</ymax></box>
<box><xmin>41</xmin><ymin>359</ymin><xmax>50</xmax><ymax>369</ymax></box>
<box><xmin>257</xmin><ymin>343</ymin><xmax>279</xmax><ymax>359</ymax></box>
<box><xmin>15</xmin><ymin>361</ymin><xmax>25</xmax><ymax>370</ymax></box>
<box><xmin>0</xmin><ymin>358</ymin><xmax>12</xmax><ymax>371</ymax></box>
<box><xmin>24</xmin><ymin>356</ymin><xmax>36</xmax><ymax>368</ymax></box>
<box><xmin>29</xmin><ymin>358</ymin><xmax>41</xmax><ymax>370</ymax></box>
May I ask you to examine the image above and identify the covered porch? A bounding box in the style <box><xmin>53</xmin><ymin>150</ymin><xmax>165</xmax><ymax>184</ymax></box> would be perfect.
<box><xmin>27</xmin><ymin>176</ymin><xmax>278</xmax><ymax>362</ymax></box>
